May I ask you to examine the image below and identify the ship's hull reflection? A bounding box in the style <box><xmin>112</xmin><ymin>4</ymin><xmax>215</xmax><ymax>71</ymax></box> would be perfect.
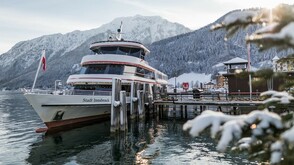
<box><xmin>26</xmin><ymin>118</ymin><xmax>160</xmax><ymax>165</ymax></box>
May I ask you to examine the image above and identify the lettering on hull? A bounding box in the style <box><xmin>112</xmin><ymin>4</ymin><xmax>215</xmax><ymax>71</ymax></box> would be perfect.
<box><xmin>82</xmin><ymin>98</ymin><xmax>110</xmax><ymax>102</ymax></box>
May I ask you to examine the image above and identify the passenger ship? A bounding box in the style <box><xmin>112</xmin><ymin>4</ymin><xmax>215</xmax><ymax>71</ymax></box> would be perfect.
<box><xmin>24</xmin><ymin>25</ymin><xmax>168</xmax><ymax>130</ymax></box>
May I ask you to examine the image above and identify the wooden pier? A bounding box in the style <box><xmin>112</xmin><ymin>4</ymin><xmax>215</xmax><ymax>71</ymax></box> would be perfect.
<box><xmin>110</xmin><ymin>78</ymin><xmax>264</xmax><ymax>132</ymax></box>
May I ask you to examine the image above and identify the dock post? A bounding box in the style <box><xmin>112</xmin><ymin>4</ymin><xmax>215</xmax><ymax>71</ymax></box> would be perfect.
<box><xmin>173</xmin><ymin>105</ymin><xmax>176</xmax><ymax>117</ymax></box>
<box><xmin>120</xmin><ymin>91</ymin><xmax>127</xmax><ymax>131</ymax></box>
<box><xmin>143</xmin><ymin>83</ymin><xmax>149</xmax><ymax>115</ymax></box>
<box><xmin>184</xmin><ymin>105</ymin><xmax>188</xmax><ymax>119</ymax></box>
<box><xmin>145</xmin><ymin>84</ymin><xmax>152</xmax><ymax>115</ymax></box>
<box><xmin>111</xmin><ymin>78</ymin><xmax>121</xmax><ymax>133</ymax></box>
<box><xmin>212</xmin><ymin>92</ymin><xmax>214</xmax><ymax>101</ymax></box>
<box><xmin>162</xmin><ymin>105</ymin><xmax>164</xmax><ymax>118</ymax></box>
<box><xmin>158</xmin><ymin>105</ymin><xmax>162</xmax><ymax>119</ymax></box>
<box><xmin>138</xmin><ymin>90</ymin><xmax>145</xmax><ymax>119</ymax></box>
<box><xmin>225</xmin><ymin>90</ymin><xmax>228</xmax><ymax>101</ymax></box>
<box><xmin>156</xmin><ymin>104</ymin><xmax>159</xmax><ymax>117</ymax></box>
<box><xmin>130</xmin><ymin>81</ymin><xmax>138</xmax><ymax>119</ymax></box>
<box><xmin>180</xmin><ymin>105</ymin><xmax>183</xmax><ymax>118</ymax></box>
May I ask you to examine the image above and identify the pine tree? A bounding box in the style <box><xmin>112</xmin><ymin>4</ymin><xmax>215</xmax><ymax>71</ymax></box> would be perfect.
<box><xmin>184</xmin><ymin>4</ymin><xmax>294</xmax><ymax>164</ymax></box>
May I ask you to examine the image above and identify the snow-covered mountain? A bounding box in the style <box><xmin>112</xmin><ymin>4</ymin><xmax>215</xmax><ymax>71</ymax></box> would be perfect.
<box><xmin>2</xmin><ymin>12</ymin><xmax>293</xmax><ymax>90</ymax></box>
<box><xmin>0</xmin><ymin>15</ymin><xmax>190</xmax><ymax>89</ymax></box>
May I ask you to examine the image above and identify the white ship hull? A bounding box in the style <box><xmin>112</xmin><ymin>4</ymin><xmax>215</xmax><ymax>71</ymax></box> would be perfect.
<box><xmin>24</xmin><ymin>93</ymin><xmax>113</xmax><ymax>129</ymax></box>
<box><xmin>24</xmin><ymin>37</ymin><xmax>168</xmax><ymax>131</ymax></box>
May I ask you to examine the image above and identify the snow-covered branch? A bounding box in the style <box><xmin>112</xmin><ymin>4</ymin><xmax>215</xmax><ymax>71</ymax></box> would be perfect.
<box><xmin>261</xmin><ymin>90</ymin><xmax>294</xmax><ymax>104</ymax></box>
<box><xmin>183</xmin><ymin>109</ymin><xmax>283</xmax><ymax>151</ymax></box>
<box><xmin>211</xmin><ymin>10</ymin><xmax>259</xmax><ymax>30</ymax></box>
<box><xmin>211</xmin><ymin>4</ymin><xmax>294</xmax><ymax>51</ymax></box>
<box><xmin>183</xmin><ymin>91</ymin><xmax>294</xmax><ymax>164</ymax></box>
<box><xmin>248</xmin><ymin>22</ymin><xmax>294</xmax><ymax>50</ymax></box>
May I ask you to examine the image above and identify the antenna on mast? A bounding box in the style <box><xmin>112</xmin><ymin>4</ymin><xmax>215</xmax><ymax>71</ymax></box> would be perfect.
<box><xmin>116</xmin><ymin>21</ymin><xmax>123</xmax><ymax>41</ymax></box>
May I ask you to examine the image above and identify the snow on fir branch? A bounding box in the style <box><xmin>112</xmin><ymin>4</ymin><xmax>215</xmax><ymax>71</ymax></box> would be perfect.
<box><xmin>183</xmin><ymin>91</ymin><xmax>294</xmax><ymax>164</ymax></box>
<box><xmin>212</xmin><ymin>4</ymin><xmax>294</xmax><ymax>51</ymax></box>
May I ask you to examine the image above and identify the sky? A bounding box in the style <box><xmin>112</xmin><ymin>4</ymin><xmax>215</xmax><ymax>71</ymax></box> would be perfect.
<box><xmin>0</xmin><ymin>0</ymin><xmax>293</xmax><ymax>54</ymax></box>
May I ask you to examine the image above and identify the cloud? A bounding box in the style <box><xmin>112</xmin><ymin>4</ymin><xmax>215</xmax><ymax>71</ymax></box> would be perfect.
<box><xmin>0</xmin><ymin>6</ymin><xmax>104</xmax><ymax>53</ymax></box>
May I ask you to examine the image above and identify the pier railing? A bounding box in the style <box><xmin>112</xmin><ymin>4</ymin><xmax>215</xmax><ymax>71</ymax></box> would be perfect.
<box><xmin>165</xmin><ymin>92</ymin><xmax>262</xmax><ymax>101</ymax></box>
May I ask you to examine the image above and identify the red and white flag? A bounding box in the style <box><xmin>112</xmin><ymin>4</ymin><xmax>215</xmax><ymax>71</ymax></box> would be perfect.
<box><xmin>32</xmin><ymin>50</ymin><xmax>47</xmax><ymax>91</ymax></box>
<box><xmin>41</xmin><ymin>50</ymin><xmax>46</xmax><ymax>71</ymax></box>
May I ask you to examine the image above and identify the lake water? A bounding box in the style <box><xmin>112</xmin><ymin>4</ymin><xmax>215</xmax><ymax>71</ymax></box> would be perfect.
<box><xmin>0</xmin><ymin>91</ymin><xmax>256</xmax><ymax>165</ymax></box>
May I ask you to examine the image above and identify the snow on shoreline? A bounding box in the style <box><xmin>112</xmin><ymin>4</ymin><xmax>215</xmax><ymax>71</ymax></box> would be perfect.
<box><xmin>168</xmin><ymin>72</ymin><xmax>211</xmax><ymax>87</ymax></box>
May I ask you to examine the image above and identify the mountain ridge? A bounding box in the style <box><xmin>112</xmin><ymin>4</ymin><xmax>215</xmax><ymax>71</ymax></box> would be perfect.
<box><xmin>0</xmin><ymin>15</ymin><xmax>191</xmax><ymax>89</ymax></box>
<box><xmin>1</xmin><ymin>12</ymin><xmax>293</xmax><ymax>90</ymax></box>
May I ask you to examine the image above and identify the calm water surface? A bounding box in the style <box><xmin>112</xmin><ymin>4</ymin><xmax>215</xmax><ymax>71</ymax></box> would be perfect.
<box><xmin>0</xmin><ymin>91</ymin><xmax>256</xmax><ymax>165</ymax></box>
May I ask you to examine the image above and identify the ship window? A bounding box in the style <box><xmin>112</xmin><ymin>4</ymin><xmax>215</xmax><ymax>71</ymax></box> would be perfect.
<box><xmin>130</xmin><ymin>48</ymin><xmax>141</xmax><ymax>57</ymax></box>
<box><xmin>108</xmin><ymin>64</ymin><xmax>124</xmax><ymax>74</ymax></box>
<box><xmin>156</xmin><ymin>73</ymin><xmax>163</xmax><ymax>79</ymax></box>
<box><xmin>80</xmin><ymin>67</ymin><xmax>87</xmax><ymax>74</ymax></box>
<box><xmin>81</xmin><ymin>64</ymin><xmax>124</xmax><ymax>75</ymax></box>
<box><xmin>136</xmin><ymin>67</ymin><xmax>145</xmax><ymax>77</ymax></box>
<box><xmin>100</xmin><ymin>46</ymin><xmax>118</xmax><ymax>54</ymax></box>
<box><xmin>74</xmin><ymin>85</ymin><xmax>112</xmax><ymax>92</ymax></box>
<box><xmin>87</xmin><ymin>65</ymin><xmax>107</xmax><ymax>74</ymax></box>
<box><xmin>145</xmin><ymin>70</ymin><xmax>155</xmax><ymax>79</ymax></box>
<box><xmin>93</xmin><ymin>48</ymin><xmax>103</xmax><ymax>54</ymax></box>
<box><xmin>135</xmin><ymin>67</ymin><xmax>155</xmax><ymax>79</ymax></box>
<box><xmin>118</xmin><ymin>47</ymin><xmax>130</xmax><ymax>55</ymax></box>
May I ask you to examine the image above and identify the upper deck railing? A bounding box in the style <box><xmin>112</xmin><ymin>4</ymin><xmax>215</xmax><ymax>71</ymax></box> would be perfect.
<box><xmin>24</xmin><ymin>89</ymin><xmax>122</xmax><ymax>96</ymax></box>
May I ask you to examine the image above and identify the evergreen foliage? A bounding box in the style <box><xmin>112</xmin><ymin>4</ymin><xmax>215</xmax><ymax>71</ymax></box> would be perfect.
<box><xmin>184</xmin><ymin>4</ymin><xmax>294</xmax><ymax>164</ymax></box>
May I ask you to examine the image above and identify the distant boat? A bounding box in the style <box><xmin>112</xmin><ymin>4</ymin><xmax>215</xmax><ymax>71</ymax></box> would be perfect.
<box><xmin>24</xmin><ymin>23</ymin><xmax>168</xmax><ymax>131</ymax></box>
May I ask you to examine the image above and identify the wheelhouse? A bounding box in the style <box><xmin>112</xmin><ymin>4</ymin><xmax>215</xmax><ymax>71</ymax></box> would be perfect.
<box><xmin>90</xmin><ymin>41</ymin><xmax>150</xmax><ymax>60</ymax></box>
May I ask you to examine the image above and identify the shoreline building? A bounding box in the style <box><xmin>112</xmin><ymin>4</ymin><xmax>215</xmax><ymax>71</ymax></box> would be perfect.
<box><xmin>221</xmin><ymin>57</ymin><xmax>281</xmax><ymax>96</ymax></box>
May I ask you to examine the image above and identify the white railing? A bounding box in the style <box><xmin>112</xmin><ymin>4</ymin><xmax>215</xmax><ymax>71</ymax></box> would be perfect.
<box><xmin>72</xmin><ymin>90</ymin><xmax>112</xmax><ymax>96</ymax></box>
<box><xmin>25</xmin><ymin>89</ymin><xmax>113</xmax><ymax>96</ymax></box>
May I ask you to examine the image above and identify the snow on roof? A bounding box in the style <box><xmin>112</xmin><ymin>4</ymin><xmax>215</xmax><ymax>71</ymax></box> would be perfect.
<box><xmin>250</xmin><ymin>65</ymin><xmax>258</xmax><ymax>71</ymax></box>
<box><xmin>205</xmin><ymin>82</ymin><xmax>214</xmax><ymax>85</ymax></box>
<box><xmin>168</xmin><ymin>72</ymin><xmax>211</xmax><ymax>85</ymax></box>
<box><xmin>218</xmin><ymin>71</ymin><xmax>227</xmax><ymax>75</ymax></box>
<box><xmin>272</xmin><ymin>55</ymin><xmax>280</xmax><ymax>60</ymax></box>
<box><xmin>213</xmin><ymin>63</ymin><xmax>225</xmax><ymax>68</ymax></box>
<box><xmin>223</xmin><ymin>57</ymin><xmax>248</xmax><ymax>64</ymax></box>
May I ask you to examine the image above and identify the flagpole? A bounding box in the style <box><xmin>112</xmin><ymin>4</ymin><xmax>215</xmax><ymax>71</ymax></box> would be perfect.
<box><xmin>32</xmin><ymin>50</ymin><xmax>45</xmax><ymax>92</ymax></box>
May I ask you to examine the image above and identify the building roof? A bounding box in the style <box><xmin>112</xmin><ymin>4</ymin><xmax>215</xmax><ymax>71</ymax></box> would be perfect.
<box><xmin>218</xmin><ymin>71</ymin><xmax>227</xmax><ymax>75</ymax></box>
<box><xmin>223</xmin><ymin>57</ymin><xmax>248</xmax><ymax>65</ymax></box>
<box><xmin>205</xmin><ymin>82</ymin><xmax>215</xmax><ymax>85</ymax></box>
<box><xmin>272</xmin><ymin>55</ymin><xmax>280</xmax><ymax>60</ymax></box>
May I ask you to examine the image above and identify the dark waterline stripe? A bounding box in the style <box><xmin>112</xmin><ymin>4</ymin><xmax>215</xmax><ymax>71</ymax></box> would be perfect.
<box><xmin>42</xmin><ymin>104</ymin><xmax>110</xmax><ymax>107</ymax></box>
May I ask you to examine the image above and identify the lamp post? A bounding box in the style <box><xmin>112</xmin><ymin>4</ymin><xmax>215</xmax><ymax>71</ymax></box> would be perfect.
<box><xmin>55</xmin><ymin>80</ymin><xmax>62</xmax><ymax>91</ymax></box>
<box><xmin>247</xmin><ymin>34</ymin><xmax>252</xmax><ymax>101</ymax></box>
<box><xmin>174</xmin><ymin>77</ymin><xmax>177</xmax><ymax>93</ymax></box>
